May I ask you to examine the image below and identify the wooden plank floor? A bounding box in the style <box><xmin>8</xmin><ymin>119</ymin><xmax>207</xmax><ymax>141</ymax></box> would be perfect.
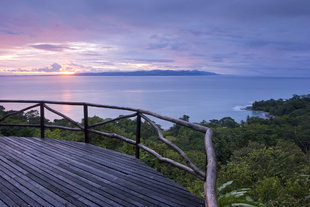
<box><xmin>0</xmin><ymin>136</ymin><xmax>204</xmax><ymax>207</ymax></box>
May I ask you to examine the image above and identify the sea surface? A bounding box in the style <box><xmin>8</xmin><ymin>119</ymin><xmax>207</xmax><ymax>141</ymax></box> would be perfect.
<box><xmin>0</xmin><ymin>75</ymin><xmax>309</xmax><ymax>128</ymax></box>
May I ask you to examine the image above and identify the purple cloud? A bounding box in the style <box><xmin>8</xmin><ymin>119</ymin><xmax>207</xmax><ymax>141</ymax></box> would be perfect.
<box><xmin>129</xmin><ymin>58</ymin><xmax>174</xmax><ymax>63</ymax></box>
<box><xmin>30</xmin><ymin>44</ymin><xmax>70</xmax><ymax>52</ymax></box>
<box><xmin>35</xmin><ymin>63</ymin><xmax>62</xmax><ymax>72</ymax></box>
<box><xmin>0</xmin><ymin>29</ymin><xmax>22</xmax><ymax>35</ymax></box>
<box><xmin>0</xmin><ymin>0</ymin><xmax>309</xmax><ymax>76</ymax></box>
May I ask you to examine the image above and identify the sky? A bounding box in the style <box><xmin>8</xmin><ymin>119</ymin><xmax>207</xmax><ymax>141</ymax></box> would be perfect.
<box><xmin>0</xmin><ymin>0</ymin><xmax>309</xmax><ymax>76</ymax></box>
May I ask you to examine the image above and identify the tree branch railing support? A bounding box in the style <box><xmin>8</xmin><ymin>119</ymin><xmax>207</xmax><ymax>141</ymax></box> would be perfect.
<box><xmin>40</xmin><ymin>102</ymin><xmax>45</xmax><ymax>138</ymax></box>
<box><xmin>135</xmin><ymin>113</ymin><xmax>141</xmax><ymax>159</ymax></box>
<box><xmin>84</xmin><ymin>104</ymin><xmax>89</xmax><ymax>143</ymax></box>
<box><xmin>204</xmin><ymin>128</ymin><xmax>218</xmax><ymax>207</ymax></box>
<box><xmin>0</xmin><ymin>99</ymin><xmax>218</xmax><ymax>206</ymax></box>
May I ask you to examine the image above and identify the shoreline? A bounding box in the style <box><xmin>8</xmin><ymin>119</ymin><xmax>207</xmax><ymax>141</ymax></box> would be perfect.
<box><xmin>242</xmin><ymin>106</ymin><xmax>274</xmax><ymax>119</ymax></box>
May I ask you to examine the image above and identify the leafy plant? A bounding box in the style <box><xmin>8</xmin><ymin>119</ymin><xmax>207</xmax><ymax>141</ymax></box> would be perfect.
<box><xmin>218</xmin><ymin>181</ymin><xmax>261</xmax><ymax>207</ymax></box>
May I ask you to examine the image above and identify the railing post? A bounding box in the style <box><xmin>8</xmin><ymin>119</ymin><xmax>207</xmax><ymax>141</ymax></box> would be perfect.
<box><xmin>40</xmin><ymin>102</ymin><xmax>45</xmax><ymax>138</ymax></box>
<box><xmin>135</xmin><ymin>113</ymin><xmax>141</xmax><ymax>159</ymax></box>
<box><xmin>204</xmin><ymin>128</ymin><xmax>218</xmax><ymax>207</ymax></box>
<box><xmin>84</xmin><ymin>104</ymin><xmax>89</xmax><ymax>143</ymax></box>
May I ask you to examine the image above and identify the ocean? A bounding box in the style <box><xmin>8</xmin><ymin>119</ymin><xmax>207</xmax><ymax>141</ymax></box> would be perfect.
<box><xmin>0</xmin><ymin>75</ymin><xmax>309</xmax><ymax>128</ymax></box>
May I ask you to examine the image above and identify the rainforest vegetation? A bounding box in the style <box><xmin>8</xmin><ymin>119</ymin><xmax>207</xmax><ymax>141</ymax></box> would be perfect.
<box><xmin>1</xmin><ymin>94</ymin><xmax>309</xmax><ymax>206</ymax></box>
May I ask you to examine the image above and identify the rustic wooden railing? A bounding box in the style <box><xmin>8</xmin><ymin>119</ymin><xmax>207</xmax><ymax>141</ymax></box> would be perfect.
<box><xmin>0</xmin><ymin>100</ymin><xmax>218</xmax><ymax>207</ymax></box>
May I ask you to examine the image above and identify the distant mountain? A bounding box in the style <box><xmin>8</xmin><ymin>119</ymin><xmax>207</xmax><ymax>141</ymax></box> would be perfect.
<box><xmin>75</xmin><ymin>70</ymin><xmax>217</xmax><ymax>76</ymax></box>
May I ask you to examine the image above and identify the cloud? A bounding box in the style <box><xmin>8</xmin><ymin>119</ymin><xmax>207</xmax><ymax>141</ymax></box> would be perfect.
<box><xmin>91</xmin><ymin>61</ymin><xmax>115</xmax><ymax>65</ymax></box>
<box><xmin>30</xmin><ymin>44</ymin><xmax>70</xmax><ymax>52</ymax></box>
<box><xmin>0</xmin><ymin>0</ymin><xmax>310</xmax><ymax>76</ymax></box>
<box><xmin>4</xmin><ymin>63</ymin><xmax>62</xmax><ymax>73</ymax></box>
<box><xmin>35</xmin><ymin>63</ymin><xmax>62</xmax><ymax>72</ymax></box>
<box><xmin>147</xmin><ymin>34</ymin><xmax>186</xmax><ymax>51</ymax></box>
<box><xmin>147</xmin><ymin>43</ymin><xmax>184</xmax><ymax>51</ymax></box>
<box><xmin>246</xmin><ymin>40</ymin><xmax>310</xmax><ymax>52</ymax></box>
<box><xmin>128</xmin><ymin>58</ymin><xmax>174</xmax><ymax>63</ymax></box>
<box><xmin>0</xmin><ymin>29</ymin><xmax>22</xmax><ymax>35</ymax></box>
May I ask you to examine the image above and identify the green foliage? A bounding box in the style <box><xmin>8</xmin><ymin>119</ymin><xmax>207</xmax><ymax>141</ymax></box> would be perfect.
<box><xmin>218</xmin><ymin>181</ymin><xmax>261</xmax><ymax>207</ymax></box>
<box><xmin>45</xmin><ymin>129</ymin><xmax>62</xmax><ymax>139</ymax></box>
<box><xmin>251</xmin><ymin>94</ymin><xmax>310</xmax><ymax>116</ymax></box>
<box><xmin>218</xmin><ymin>140</ymin><xmax>310</xmax><ymax>206</ymax></box>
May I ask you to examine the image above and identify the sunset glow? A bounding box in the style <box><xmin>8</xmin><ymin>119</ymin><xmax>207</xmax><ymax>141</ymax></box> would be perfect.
<box><xmin>7</xmin><ymin>70</ymin><xmax>76</xmax><ymax>75</ymax></box>
<box><xmin>0</xmin><ymin>0</ymin><xmax>309</xmax><ymax>76</ymax></box>
<box><xmin>58</xmin><ymin>71</ymin><xmax>76</xmax><ymax>75</ymax></box>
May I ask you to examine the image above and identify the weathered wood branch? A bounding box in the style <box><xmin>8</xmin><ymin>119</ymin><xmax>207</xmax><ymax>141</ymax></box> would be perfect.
<box><xmin>88</xmin><ymin>129</ymin><xmax>136</xmax><ymax>145</ymax></box>
<box><xmin>0</xmin><ymin>100</ymin><xmax>86</xmax><ymax>105</ymax></box>
<box><xmin>0</xmin><ymin>123</ymin><xmax>40</xmax><ymax>127</ymax></box>
<box><xmin>138</xmin><ymin>144</ymin><xmax>205</xmax><ymax>180</ymax></box>
<box><xmin>45</xmin><ymin>125</ymin><xmax>82</xmax><ymax>131</ymax></box>
<box><xmin>0</xmin><ymin>100</ymin><xmax>208</xmax><ymax>132</ymax></box>
<box><xmin>86</xmin><ymin>103</ymin><xmax>137</xmax><ymax>112</ymax></box>
<box><xmin>139</xmin><ymin>109</ymin><xmax>208</xmax><ymax>133</ymax></box>
<box><xmin>44</xmin><ymin>104</ymin><xmax>84</xmax><ymax>129</ymax></box>
<box><xmin>204</xmin><ymin>128</ymin><xmax>218</xmax><ymax>207</ymax></box>
<box><xmin>0</xmin><ymin>100</ymin><xmax>139</xmax><ymax>111</ymax></box>
<box><xmin>140</xmin><ymin>114</ymin><xmax>205</xmax><ymax>179</ymax></box>
<box><xmin>0</xmin><ymin>103</ymin><xmax>40</xmax><ymax>122</ymax></box>
<box><xmin>88</xmin><ymin>113</ymin><xmax>137</xmax><ymax>129</ymax></box>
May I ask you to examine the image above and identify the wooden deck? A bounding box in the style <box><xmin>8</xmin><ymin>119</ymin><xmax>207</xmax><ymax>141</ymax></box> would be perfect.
<box><xmin>0</xmin><ymin>136</ymin><xmax>204</xmax><ymax>207</ymax></box>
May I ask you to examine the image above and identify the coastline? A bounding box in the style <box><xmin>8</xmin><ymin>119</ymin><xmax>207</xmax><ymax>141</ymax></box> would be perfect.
<box><xmin>242</xmin><ymin>106</ymin><xmax>274</xmax><ymax>119</ymax></box>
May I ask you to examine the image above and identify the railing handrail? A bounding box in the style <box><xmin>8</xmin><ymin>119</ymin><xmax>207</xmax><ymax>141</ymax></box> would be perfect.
<box><xmin>0</xmin><ymin>99</ymin><xmax>218</xmax><ymax>206</ymax></box>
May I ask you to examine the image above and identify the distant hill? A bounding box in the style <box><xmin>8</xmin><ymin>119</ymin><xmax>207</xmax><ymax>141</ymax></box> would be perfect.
<box><xmin>75</xmin><ymin>70</ymin><xmax>217</xmax><ymax>76</ymax></box>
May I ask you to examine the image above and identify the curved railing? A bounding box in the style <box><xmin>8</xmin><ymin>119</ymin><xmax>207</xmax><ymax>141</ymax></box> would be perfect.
<box><xmin>0</xmin><ymin>100</ymin><xmax>218</xmax><ymax>207</ymax></box>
